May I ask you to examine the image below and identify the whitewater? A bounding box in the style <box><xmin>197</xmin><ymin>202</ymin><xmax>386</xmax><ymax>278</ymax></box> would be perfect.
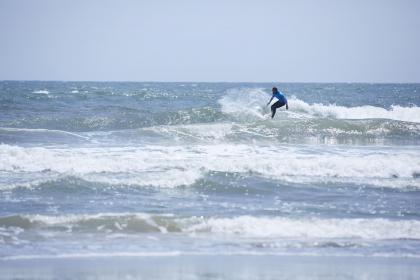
<box><xmin>0</xmin><ymin>81</ymin><xmax>420</xmax><ymax>272</ymax></box>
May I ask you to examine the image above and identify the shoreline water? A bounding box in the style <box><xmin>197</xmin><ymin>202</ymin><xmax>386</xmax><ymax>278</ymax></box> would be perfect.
<box><xmin>1</xmin><ymin>254</ymin><xmax>419</xmax><ymax>280</ymax></box>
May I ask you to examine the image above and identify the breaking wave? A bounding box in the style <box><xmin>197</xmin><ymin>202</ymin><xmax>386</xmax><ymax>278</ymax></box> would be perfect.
<box><xmin>1</xmin><ymin>144</ymin><xmax>419</xmax><ymax>189</ymax></box>
<box><xmin>1</xmin><ymin>213</ymin><xmax>420</xmax><ymax>240</ymax></box>
<box><xmin>291</xmin><ymin>98</ymin><xmax>420</xmax><ymax>123</ymax></box>
<box><xmin>219</xmin><ymin>88</ymin><xmax>420</xmax><ymax>123</ymax></box>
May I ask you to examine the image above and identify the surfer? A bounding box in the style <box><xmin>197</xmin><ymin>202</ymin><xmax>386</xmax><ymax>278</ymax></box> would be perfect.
<box><xmin>267</xmin><ymin>87</ymin><xmax>288</xmax><ymax>118</ymax></box>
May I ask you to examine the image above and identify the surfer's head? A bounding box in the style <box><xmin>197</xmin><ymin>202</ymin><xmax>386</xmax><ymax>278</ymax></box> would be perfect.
<box><xmin>272</xmin><ymin>87</ymin><xmax>278</xmax><ymax>93</ymax></box>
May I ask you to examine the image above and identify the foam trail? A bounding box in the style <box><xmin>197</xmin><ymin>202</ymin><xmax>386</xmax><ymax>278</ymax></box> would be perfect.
<box><xmin>290</xmin><ymin>97</ymin><xmax>420</xmax><ymax>123</ymax></box>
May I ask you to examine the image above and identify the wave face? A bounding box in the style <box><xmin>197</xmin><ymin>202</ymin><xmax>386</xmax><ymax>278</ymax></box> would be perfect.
<box><xmin>1</xmin><ymin>81</ymin><xmax>420</xmax><ymax>260</ymax></box>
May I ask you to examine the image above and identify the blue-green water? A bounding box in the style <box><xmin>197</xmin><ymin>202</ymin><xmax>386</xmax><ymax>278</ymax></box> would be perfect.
<box><xmin>0</xmin><ymin>81</ymin><xmax>420</xmax><ymax>263</ymax></box>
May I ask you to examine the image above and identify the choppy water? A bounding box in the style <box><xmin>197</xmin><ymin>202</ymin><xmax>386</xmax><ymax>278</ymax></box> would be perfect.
<box><xmin>0</xmin><ymin>81</ymin><xmax>420</xmax><ymax>260</ymax></box>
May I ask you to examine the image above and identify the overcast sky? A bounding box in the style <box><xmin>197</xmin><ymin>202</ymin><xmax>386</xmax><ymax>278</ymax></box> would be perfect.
<box><xmin>0</xmin><ymin>0</ymin><xmax>419</xmax><ymax>82</ymax></box>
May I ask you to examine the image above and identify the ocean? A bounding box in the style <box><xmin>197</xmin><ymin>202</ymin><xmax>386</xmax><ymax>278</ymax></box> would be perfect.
<box><xmin>0</xmin><ymin>81</ymin><xmax>419</xmax><ymax>279</ymax></box>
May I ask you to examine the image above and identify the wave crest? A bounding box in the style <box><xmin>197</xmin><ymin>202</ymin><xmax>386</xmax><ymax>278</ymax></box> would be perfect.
<box><xmin>1</xmin><ymin>144</ymin><xmax>419</xmax><ymax>189</ymax></box>
<box><xmin>1</xmin><ymin>213</ymin><xmax>420</xmax><ymax>240</ymax></box>
<box><xmin>291</xmin><ymin>97</ymin><xmax>420</xmax><ymax>123</ymax></box>
<box><xmin>219</xmin><ymin>88</ymin><xmax>420</xmax><ymax>123</ymax></box>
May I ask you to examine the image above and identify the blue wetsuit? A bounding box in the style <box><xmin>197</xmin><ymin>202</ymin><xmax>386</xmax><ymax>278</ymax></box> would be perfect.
<box><xmin>273</xmin><ymin>91</ymin><xmax>287</xmax><ymax>104</ymax></box>
<box><xmin>269</xmin><ymin>90</ymin><xmax>288</xmax><ymax>118</ymax></box>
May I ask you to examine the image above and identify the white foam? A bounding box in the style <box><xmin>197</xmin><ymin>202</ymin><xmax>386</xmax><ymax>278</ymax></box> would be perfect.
<box><xmin>32</xmin><ymin>90</ymin><xmax>49</xmax><ymax>94</ymax></box>
<box><xmin>0</xmin><ymin>144</ymin><xmax>419</xmax><ymax>189</ymax></box>
<box><xmin>218</xmin><ymin>88</ymin><xmax>420</xmax><ymax>123</ymax></box>
<box><xmin>290</xmin><ymin>97</ymin><xmax>420</xmax><ymax>123</ymax></box>
<box><xmin>219</xmin><ymin>88</ymin><xmax>269</xmax><ymax>119</ymax></box>
<box><xmin>10</xmin><ymin>213</ymin><xmax>420</xmax><ymax>240</ymax></box>
<box><xmin>23</xmin><ymin>212</ymin><xmax>169</xmax><ymax>226</ymax></box>
<box><xmin>185</xmin><ymin>216</ymin><xmax>420</xmax><ymax>240</ymax></box>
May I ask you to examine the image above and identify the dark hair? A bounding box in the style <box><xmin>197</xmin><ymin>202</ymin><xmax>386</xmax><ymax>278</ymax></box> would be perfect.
<box><xmin>272</xmin><ymin>87</ymin><xmax>278</xmax><ymax>92</ymax></box>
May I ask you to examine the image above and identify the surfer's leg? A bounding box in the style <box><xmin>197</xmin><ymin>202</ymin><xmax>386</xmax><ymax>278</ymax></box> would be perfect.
<box><xmin>271</xmin><ymin>101</ymin><xmax>284</xmax><ymax>118</ymax></box>
<box><xmin>271</xmin><ymin>107</ymin><xmax>276</xmax><ymax>118</ymax></box>
<box><xmin>271</xmin><ymin>102</ymin><xmax>279</xmax><ymax>118</ymax></box>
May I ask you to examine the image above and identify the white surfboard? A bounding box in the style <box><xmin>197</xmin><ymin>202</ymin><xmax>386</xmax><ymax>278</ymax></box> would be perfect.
<box><xmin>269</xmin><ymin>96</ymin><xmax>280</xmax><ymax>106</ymax></box>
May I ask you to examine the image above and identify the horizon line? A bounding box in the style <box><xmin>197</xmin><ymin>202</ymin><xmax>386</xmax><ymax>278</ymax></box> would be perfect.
<box><xmin>1</xmin><ymin>79</ymin><xmax>420</xmax><ymax>85</ymax></box>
